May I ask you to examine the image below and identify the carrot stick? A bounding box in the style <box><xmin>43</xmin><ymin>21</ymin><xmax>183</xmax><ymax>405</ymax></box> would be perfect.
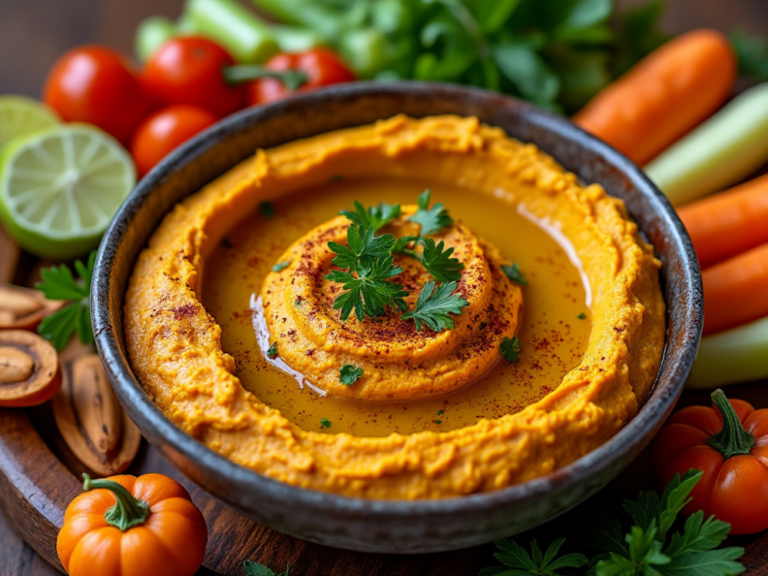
<box><xmin>702</xmin><ymin>242</ymin><xmax>768</xmax><ymax>335</ymax></box>
<box><xmin>573</xmin><ymin>29</ymin><xmax>735</xmax><ymax>166</ymax></box>
<box><xmin>678</xmin><ymin>173</ymin><xmax>768</xmax><ymax>268</ymax></box>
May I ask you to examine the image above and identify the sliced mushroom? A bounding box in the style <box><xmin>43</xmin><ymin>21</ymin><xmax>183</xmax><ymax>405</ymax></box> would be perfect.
<box><xmin>0</xmin><ymin>283</ymin><xmax>64</xmax><ymax>330</ymax></box>
<box><xmin>0</xmin><ymin>330</ymin><xmax>61</xmax><ymax>407</ymax></box>
<box><xmin>53</xmin><ymin>341</ymin><xmax>141</xmax><ymax>476</ymax></box>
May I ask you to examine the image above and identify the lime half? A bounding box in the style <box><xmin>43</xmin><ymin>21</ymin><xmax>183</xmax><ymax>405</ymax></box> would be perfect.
<box><xmin>0</xmin><ymin>124</ymin><xmax>136</xmax><ymax>260</ymax></box>
<box><xmin>0</xmin><ymin>96</ymin><xmax>60</xmax><ymax>150</ymax></box>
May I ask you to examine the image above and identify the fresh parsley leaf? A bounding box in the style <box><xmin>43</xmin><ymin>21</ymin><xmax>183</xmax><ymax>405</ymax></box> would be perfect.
<box><xmin>501</xmin><ymin>263</ymin><xmax>527</xmax><ymax>285</ymax></box>
<box><xmin>259</xmin><ymin>201</ymin><xmax>275</xmax><ymax>218</ymax></box>
<box><xmin>409</xmin><ymin>190</ymin><xmax>453</xmax><ymax>236</ymax></box>
<box><xmin>578</xmin><ymin>312</ymin><xmax>587</xmax><ymax>320</ymax></box>
<box><xmin>437</xmin><ymin>409</ymin><xmax>444</xmax><ymax>415</ymax></box>
<box><xmin>392</xmin><ymin>235</ymin><xmax>421</xmax><ymax>254</ymax></box>
<box><xmin>419</xmin><ymin>237</ymin><xmax>464</xmax><ymax>282</ymax></box>
<box><xmin>483</xmin><ymin>538</ymin><xmax>588</xmax><ymax>576</ymax></box>
<box><xmin>340</xmin><ymin>200</ymin><xmax>401</xmax><ymax>232</ymax></box>
<box><xmin>267</xmin><ymin>342</ymin><xmax>278</xmax><ymax>359</ymax></box>
<box><xmin>320</xmin><ymin>417</ymin><xmax>331</xmax><ymax>428</ymax></box>
<box><xmin>623</xmin><ymin>490</ymin><xmax>664</xmax><ymax>532</ymax></box>
<box><xmin>433</xmin><ymin>419</ymin><xmax>442</xmax><ymax>425</ymax></box>
<box><xmin>731</xmin><ymin>30</ymin><xmax>768</xmax><ymax>83</ymax></box>
<box><xmin>35</xmin><ymin>251</ymin><xmax>96</xmax><ymax>351</ymax></box>
<box><xmin>665</xmin><ymin>512</ymin><xmax>731</xmax><ymax>558</ymax></box>
<box><xmin>500</xmin><ymin>336</ymin><xmax>521</xmax><ymax>363</ymax></box>
<box><xmin>328</xmin><ymin>225</ymin><xmax>395</xmax><ymax>273</ymax></box>
<box><xmin>340</xmin><ymin>365</ymin><xmax>363</xmax><ymax>386</ymax></box>
<box><xmin>272</xmin><ymin>261</ymin><xmax>290</xmax><ymax>272</ymax></box>
<box><xmin>596</xmin><ymin>523</ymin><xmax>670</xmax><ymax>576</ymax></box>
<box><xmin>243</xmin><ymin>560</ymin><xmax>290</xmax><ymax>576</ymax></box>
<box><xmin>613</xmin><ymin>0</ymin><xmax>669</xmax><ymax>77</ymax></box>
<box><xmin>325</xmin><ymin>256</ymin><xmax>408</xmax><ymax>322</ymax></box>
<box><xmin>657</xmin><ymin>470</ymin><xmax>702</xmax><ymax>541</ymax></box>
<box><xmin>400</xmin><ymin>281</ymin><xmax>468</xmax><ymax>331</ymax></box>
<box><xmin>662</xmin><ymin>548</ymin><xmax>745</xmax><ymax>576</ymax></box>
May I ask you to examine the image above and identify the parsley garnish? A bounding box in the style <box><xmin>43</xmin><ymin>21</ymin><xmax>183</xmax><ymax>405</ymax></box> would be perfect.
<box><xmin>418</xmin><ymin>237</ymin><xmax>464</xmax><ymax>282</ymax></box>
<box><xmin>267</xmin><ymin>342</ymin><xmax>278</xmax><ymax>359</ymax></box>
<box><xmin>401</xmin><ymin>281</ymin><xmax>468</xmax><ymax>332</ymax></box>
<box><xmin>243</xmin><ymin>561</ymin><xmax>289</xmax><ymax>576</ymax></box>
<box><xmin>482</xmin><ymin>471</ymin><xmax>744</xmax><ymax>576</ymax></box>
<box><xmin>320</xmin><ymin>418</ymin><xmax>331</xmax><ymax>428</ymax></box>
<box><xmin>434</xmin><ymin>420</ymin><xmax>442</xmax><ymax>425</ymax></box>
<box><xmin>340</xmin><ymin>200</ymin><xmax>401</xmax><ymax>232</ymax></box>
<box><xmin>35</xmin><ymin>251</ymin><xmax>96</xmax><ymax>351</ymax></box>
<box><xmin>437</xmin><ymin>410</ymin><xmax>444</xmax><ymax>416</ymax></box>
<box><xmin>501</xmin><ymin>263</ymin><xmax>527</xmax><ymax>285</ymax></box>
<box><xmin>578</xmin><ymin>312</ymin><xmax>587</xmax><ymax>320</ymax></box>
<box><xmin>340</xmin><ymin>365</ymin><xmax>363</xmax><ymax>386</ymax></box>
<box><xmin>328</xmin><ymin>225</ymin><xmax>395</xmax><ymax>273</ymax></box>
<box><xmin>500</xmin><ymin>336</ymin><xmax>521</xmax><ymax>363</ymax></box>
<box><xmin>324</xmin><ymin>256</ymin><xmax>408</xmax><ymax>322</ymax></box>
<box><xmin>409</xmin><ymin>190</ymin><xmax>453</xmax><ymax>236</ymax></box>
<box><xmin>272</xmin><ymin>261</ymin><xmax>290</xmax><ymax>272</ymax></box>
<box><xmin>259</xmin><ymin>201</ymin><xmax>275</xmax><ymax>218</ymax></box>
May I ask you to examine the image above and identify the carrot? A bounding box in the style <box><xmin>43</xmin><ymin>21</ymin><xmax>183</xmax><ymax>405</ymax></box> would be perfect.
<box><xmin>573</xmin><ymin>29</ymin><xmax>735</xmax><ymax>166</ymax></box>
<box><xmin>702</xmin><ymin>242</ymin><xmax>768</xmax><ymax>335</ymax></box>
<box><xmin>678</xmin><ymin>173</ymin><xmax>768</xmax><ymax>268</ymax></box>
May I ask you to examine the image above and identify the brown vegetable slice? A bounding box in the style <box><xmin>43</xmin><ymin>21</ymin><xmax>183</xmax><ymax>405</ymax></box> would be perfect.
<box><xmin>0</xmin><ymin>330</ymin><xmax>61</xmax><ymax>407</ymax></box>
<box><xmin>0</xmin><ymin>283</ymin><xmax>64</xmax><ymax>330</ymax></box>
<box><xmin>52</xmin><ymin>341</ymin><xmax>141</xmax><ymax>476</ymax></box>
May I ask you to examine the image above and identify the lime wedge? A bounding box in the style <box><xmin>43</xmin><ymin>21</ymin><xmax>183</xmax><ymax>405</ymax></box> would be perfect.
<box><xmin>0</xmin><ymin>96</ymin><xmax>60</xmax><ymax>150</ymax></box>
<box><xmin>0</xmin><ymin>124</ymin><xmax>136</xmax><ymax>260</ymax></box>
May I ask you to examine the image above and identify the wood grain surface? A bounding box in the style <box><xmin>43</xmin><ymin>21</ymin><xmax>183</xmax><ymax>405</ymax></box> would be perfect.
<box><xmin>1</xmin><ymin>1</ymin><xmax>768</xmax><ymax>575</ymax></box>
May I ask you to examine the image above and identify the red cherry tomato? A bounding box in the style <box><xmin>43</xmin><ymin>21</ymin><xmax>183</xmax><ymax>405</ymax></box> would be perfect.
<box><xmin>142</xmin><ymin>37</ymin><xmax>244</xmax><ymax>118</ymax></box>
<box><xmin>129</xmin><ymin>105</ymin><xmax>218</xmax><ymax>177</ymax></box>
<box><xmin>246</xmin><ymin>48</ymin><xmax>356</xmax><ymax>106</ymax></box>
<box><xmin>43</xmin><ymin>45</ymin><xmax>152</xmax><ymax>144</ymax></box>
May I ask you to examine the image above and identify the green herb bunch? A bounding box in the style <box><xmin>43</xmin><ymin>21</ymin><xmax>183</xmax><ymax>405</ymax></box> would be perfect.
<box><xmin>480</xmin><ymin>470</ymin><xmax>745</xmax><ymax>576</ymax></box>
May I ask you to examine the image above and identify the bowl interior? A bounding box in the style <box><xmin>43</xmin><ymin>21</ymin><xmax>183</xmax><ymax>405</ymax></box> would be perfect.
<box><xmin>92</xmin><ymin>82</ymin><xmax>703</xmax><ymax>553</ymax></box>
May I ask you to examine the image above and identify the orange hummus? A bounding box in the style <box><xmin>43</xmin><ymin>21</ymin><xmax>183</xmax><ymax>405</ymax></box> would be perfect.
<box><xmin>124</xmin><ymin>115</ymin><xmax>666</xmax><ymax>499</ymax></box>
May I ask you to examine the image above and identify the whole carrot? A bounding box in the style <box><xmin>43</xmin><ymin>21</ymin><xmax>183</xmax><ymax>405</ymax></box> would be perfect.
<box><xmin>702</xmin><ymin>242</ymin><xmax>768</xmax><ymax>335</ymax></box>
<box><xmin>573</xmin><ymin>29</ymin><xmax>735</xmax><ymax>166</ymax></box>
<box><xmin>679</xmin><ymin>173</ymin><xmax>768</xmax><ymax>268</ymax></box>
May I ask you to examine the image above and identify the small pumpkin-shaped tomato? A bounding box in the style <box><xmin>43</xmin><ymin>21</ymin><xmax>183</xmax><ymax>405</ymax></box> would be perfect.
<box><xmin>57</xmin><ymin>473</ymin><xmax>207</xmax><ymax>576</ymax></box>
<box><xmin>652</xmin><ymin>389</ymin><xmax>768</xmax><ymax>535</ymax></box>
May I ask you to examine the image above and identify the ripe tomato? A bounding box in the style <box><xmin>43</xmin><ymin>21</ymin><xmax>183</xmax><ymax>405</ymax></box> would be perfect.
<box><xmin>129</xmin><ymin>105</ymin><xmax>218</xmax><ymax>177</ymax></box>
<box><xmin>246</xmin><ymin>48</ymin><xmax>356</xmax><ymax>106</ymax></box>
<box><xmin>142</xmin><ymin>37</ymin><xmax>244</xmax><ymax>118</ymax></box>
<box><xmin>43</xmin><ymin>46</ymin><xmax>152</xmax><ymax>144</ymax></box>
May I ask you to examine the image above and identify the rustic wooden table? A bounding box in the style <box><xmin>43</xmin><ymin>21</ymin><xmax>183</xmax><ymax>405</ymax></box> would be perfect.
<box><xmin>1</xmin><ymin>0</ymin><xmax>767</xmax><ymax>574</ymax></box>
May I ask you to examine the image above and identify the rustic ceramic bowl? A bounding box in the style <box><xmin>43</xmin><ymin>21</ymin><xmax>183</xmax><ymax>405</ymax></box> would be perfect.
<box><xmin>92</xmin><ymin>82</ymin><xmax>702</xmax><ymax>554</ymax></box>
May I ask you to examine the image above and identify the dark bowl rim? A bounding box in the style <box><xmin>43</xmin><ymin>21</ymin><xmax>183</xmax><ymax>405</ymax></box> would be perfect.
<box><xmin>92</xmin><ymin>80</ymin><xmax>702</xmax><ymax>518</ymax></box>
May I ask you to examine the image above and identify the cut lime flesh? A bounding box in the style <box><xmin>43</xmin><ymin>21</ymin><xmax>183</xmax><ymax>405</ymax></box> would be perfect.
<box><xmin>0</xmin><ymin>124</ymin><xmax>136</xmax><ymax>260</ymax></box>
<box><xmin>0</xmin><ymin>96</ymin><xmax>60</xmax><ymax>150</ymax></box>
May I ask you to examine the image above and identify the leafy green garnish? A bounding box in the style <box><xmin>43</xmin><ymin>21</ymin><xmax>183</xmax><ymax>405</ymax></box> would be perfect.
<box><xmin>267</xmin><ymin>342</ymin><xmax>278</xmax><ymax>359</ymax></box>
<box><xmin>499</xmin><ymin>336</ymin><xmax>521</xmax><ymax>363</ymax></box>
<box><xmin>419</xmin><ymin>237</ymin><xmax>464</xmax><ymax>282</ymax></box>
<box><xmin>483</xmin><ymin>471</ymin><xmax>744</xmax><ymax>576</ymax></box>
<box><xmin>434</xmin><ymin>420</ymin><xmax>442</xmax><ymax>425</ymax></box>
<box><xmin>731</xmin><ymin>30</ymin><xmax>768</xmax><ymax>83</ymax></box>
<box><xmin>320</xmin><ymin>417</ymin><xmax>331</xmax><ymax>428</ymax></box>
<box><xmin>243</xmin><ymin>560</ymin><xmax>289</xmax><ymax>576</ymax></box>
<box><xmin>409</xmin><ymin>190</ymin><xmax>453</xmax><ymax>236</ymax></box>
<box><xmin>272</xmin><ymin>261</ymin><xmax>290</xmax><ymax>272</ymax></box>
<box><xmin>324</xmin><ymin>256</ymin><xmax>409</xmax><ymax>322</ymax></box>
<box><xmin>340</xmin><ymin>200</ymin><xmax>402</xmax><ymax>232</ymax></box>
<box><xmin>35</xmin><ymin>251</ymin><xmax>96</xmax><ymax>351</ymax></box>
<box><xmin>437</xmin><ymin>409</ymin><xmax>444</xmax><ymax>416</ymax></box>
<box><xmin>480</xmin><ymin>538</ymin><xmax>588</xmax><ymax>576</ymax></box>
<box><xmin>259</xmin><ymin>201</ymin><xmax>275</xmax><ymax>218</ymax></box>
<box><xmin>578</xmin><ymin>312</ymin><xmax>587</xmax><ymax>320</ymax></box>
<box><xmin>401</xmin><ymin>281</ymin><xmax>468</xmax><ymax>331</ymax></box>
<box><xmin>340</xmin><ymin>365</ymin><xmax>363</xmax><ymax>386</ymax></box>
<box><xmin>501</xmin><ymin>263</ymin><xmax>527</xmax><ymax>286</ymax></box>
<box><xmin>328</xmin><ymin>225</ymin><xmax>395</xmax><ymax>273</ymax></box>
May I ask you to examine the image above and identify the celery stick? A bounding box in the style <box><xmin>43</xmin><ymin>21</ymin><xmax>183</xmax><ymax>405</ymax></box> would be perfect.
<box><xmin>272</xmin><ymin>26</ymin><xmax>324</xmax><ymax>53</ymax></box>
<box><xmin>645</xmin><ymin>83</ymin><xmax>768</xmax><ymax>206</ymax></box>
<box><xmin>134</xmin><ymin>16</ymin><xmax>176</xmax><ymax>62</ymax></box>
<box><xmin>251</xmin><ymin>0</ymin><xmax>367</xmax><ymax>41</ymax></box>
<box><xmin>687</xmin><ymin>315</ymin><xmax>768</xmax><ymax>389</ymax></box>
<box><xmin>184</xmin><ymin>0</ymin><xmax>279</xmax><ymax>63</ymax></box>
<box><xmin>338</xmin><ymin>28</ymin><xmax>388</xmax><ymax>79</ymax></box>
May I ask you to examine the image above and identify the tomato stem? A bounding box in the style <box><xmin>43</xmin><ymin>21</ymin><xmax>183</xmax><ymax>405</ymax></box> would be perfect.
<box><xmin>82</xmin><ymin>473</ymin><xmax>150</xmax><ymax>531</ymax></box>
<box><xmin>707</xmin><ymin>389</ymin><xmax>755</xmax><ymax>458</ymax></box>
<box><xmin>223</xmin><ymin>65</ymin><xmax>308</xmax><ymax>91</ymax></box>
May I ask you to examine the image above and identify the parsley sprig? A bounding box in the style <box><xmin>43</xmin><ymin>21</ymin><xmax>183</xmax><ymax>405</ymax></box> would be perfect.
<box><xmin>328</xmin><ymin>225</ymin><xmax>395</xmax><ymax>273</ymax></box>
<box><xmin>35</xmin><ymin>251</ymin><xmax>96</xmax><ymax>351</ymax></box>
<box><xmin>243</xmin><ymin>561</ymin><xmax>289</xmax><ymax>576</ymax></box>
<box><xmin>401</xmin><ymin>281</ymin><xmax>469</xmax><ymax>331</ymax></box>
<box><xmin>409</xmin><ymin>189</ymin><xmax>454</xmax><ymax>236</ymax></box>
<box><xmin>340</xmin><ymin>200</ymin><xmax>401</xmax><ymax>232</ymax></box>
<box><xmin>394</xmin><ymin>236</ymin><xmax>464</xmax><ymax>283</ymax></box>
<box><xmin>480</xmin><ymin>470</ymin><xmax>744</xmax><ymax>576</ymax></box>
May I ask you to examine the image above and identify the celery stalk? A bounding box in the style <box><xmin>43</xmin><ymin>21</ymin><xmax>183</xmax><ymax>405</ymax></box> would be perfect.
<box><xmin>338</xmin><ymin>28</ymin><xmax>389</xmax><ymax>79</ymax></box>
<box><xmin>134</xmin><ymin>16</ymin><xmax>176</xmax><ymax>62</ymax></box>
<box><xmin>687</xmin><ymin>315</ymin><xmax>768</xmax><ymax>389</ymax></box>
<box><xmin>184</xmin><ymin>0</ymin><xmax>279</xmax><ymax>63</ymax></box>
<box><xmin>272</xmin><ymin>26</ymin><xmax>324</xmax><ymax>53</ymax></box>
<box><xmin>645</xmin><ymin>83</ymin><xmax>768</xmax><ymax>206</ymax></box>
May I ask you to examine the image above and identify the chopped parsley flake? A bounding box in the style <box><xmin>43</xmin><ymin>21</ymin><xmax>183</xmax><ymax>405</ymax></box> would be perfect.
<box><xmin>577</xmin><ymin>312</ymin><xmax>587</xmax><ymax>320</ymax></box>
<box><xmin>320</xmin><ymin>418</ymin><xmax>331</xmax><ymax>428</ymax></box>
<box><xmin>501</xmin><ymin>263</ymin><xmax>527</xmax><ymax>285</ymax></box>
<box><xmin>267</xmin><ymin>342</ymin><xmax>278</xmax><ymax>359</ymax></box>
<box><xmin>500</xmin><ymin>336</ymin><xmax>521</xmax><ymax>363</ymax></box>
<box><xmin>433</xmin><ymin>420</ymin><xmax>442</xmax><ymax>425</ymax></box>
<box><xmin>437</xmin><ymin>410</ymin><xmax>444</xmax><ymax>416</ymax></box>
<box><xmin>340</xmin><ymin>365</ymin><xmax>363</xmax><ymax>386</ymax></box>
<box><xmin>272</xmin><ymin>261</ymin><xmax>290</xmax><ymax>272</ymax></box>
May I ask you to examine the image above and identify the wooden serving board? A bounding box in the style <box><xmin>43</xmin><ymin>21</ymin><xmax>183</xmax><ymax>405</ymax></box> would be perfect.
<box><xmin>1</xmin><ymin>232</ymin><xmax>768</xmax><ymax>576</ymax></box>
